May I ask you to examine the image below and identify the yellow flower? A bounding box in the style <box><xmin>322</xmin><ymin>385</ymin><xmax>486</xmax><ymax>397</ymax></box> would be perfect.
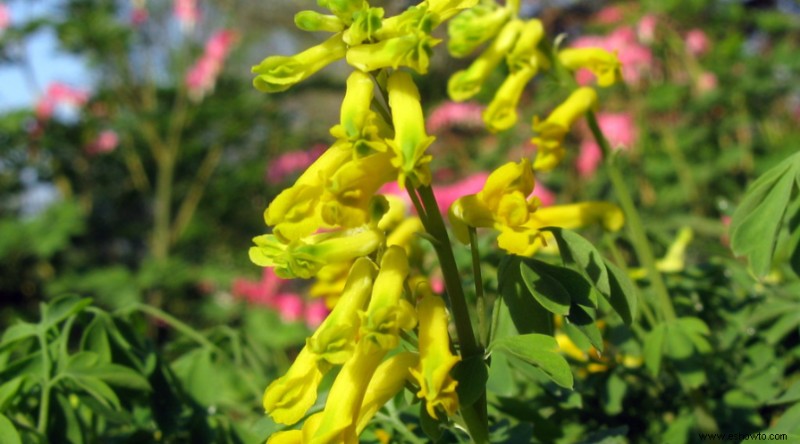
<box><xmin>447</xmin><ymin>3</ymin><xmax>512</xmax><ymax>57</ymax></box>
<box><xmin>496</xmin><ymin>201</ymin><xmax>625</xmax><ymax>256</ymax></box>
<box><xmin>262</xmin><ymin>348</ymin><xmax>326</xmax><ymax>425</ymax></box>
<box><xmin>249</xmin><ymin>227</ymin><xmax>383</xmax><ymax>279</ymax></box>
<box><xmin>355</xmin><ymin>352</ymin><xmax>419</xmax><ymax>433</ymax></box>
<box><xmin>447</xmin><ymin>19</ymin><xmax>523</xmax><ymax>101</ymax></box>
<box><xmin>346</xmin><ymin>32</ymin><xmax>441</xmax><ymax>74</ymax></box>
<box><xmin>343</xmin><ymin>7</ymin><xmax>384</xmax><ymax>45</ymax></box>
<box><xmin>329</xmin><ymin>70</ymin><xmax>389</xmax><ymax>156</ymax></box>
<box><xmin>294</xmin><ymin>11</ymin><xmax>345</xmax><ymax>33</ymax></box>
<box><xmin>359</xmin><ymin>246</ymin><xmax>417</xmax><ymax>351</ymax></box>
<box><xmin>558</xmin><ymin>47</ymin><xmax>622</xmax><ymax>87</ymax></box>
<box><xmin>307</xmin><ymin>258</ymin><xmax>377</xmax><ymax>365</ymax></box>
<box><xmin>427</xmin><ymin>0</ymin><xmax>479</xmax><ymax>21</ymax></box>
<box><xmin>410</xmin><ymin>294</ymin><xmax>461</xmax><ymax>419</ymax></box>
<box><xmin>265</xmin><ymin>142</ymin><xmax>352</xmax><ymax>242</ymax></box>
<box><xmin>505</xmin><ymin>19</ymin><xmax>545</xmax><ymax>71</ymax></box>
<box><xmin>448</xmin><ymin>159</ymin><xmax>537</xmax><ymax>245</ymax></box>
<box><xmin>318</xmin><ymin>0</ymin><xmax>365</xmax><ymax>23</ymax></box>
<box><xmin>252</xmin><ymin>33</ymin><xmax>347</xmax><ymax>93</ymax></box>
<box><xmin>310</xmin><ymin>262</ymin><xmax>352</xmax><ymax>307</ymax></box>
<box><xmin>630</xmin><ymin>227</ymin><xmax>693</xmax><ymax>279</ymax></box>
<box><xmin>321</xmin><ymin>152</ymin><xmax>397</xmax><ymax>228</ymax></box>
<box><xmin>386</xmin><ymin>71</ymin><xmax>436</xmax><ymax>187</ymax></box>
<box><xmin>531</xmin><ymin>87</ymin><xmax>598</xmax><ymax>171</ymax></box>
<box><xmin>308</xmin><ymin>340</ymin><xmax>387</xmax><ymax>444</ymax></box>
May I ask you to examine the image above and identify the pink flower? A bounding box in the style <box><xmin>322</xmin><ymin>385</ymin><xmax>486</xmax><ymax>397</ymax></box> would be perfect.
<box><xmin>533</xmin><ymin>180</ymin><xmax>556</xmax><ymax>206</ymax></box>
<box><xmin>637</xmin><ymin>14</ymin><xmax>658</xmax><ymax>44</ymax></box>
<box><xmin>0</xmin><ymin>3</ymin><xmax>10</xmax><ymax>32</ymax></box>
<box><xmin>35</xmin><ymin>83</ymin><xmax>90</xmax><ymax>120</ymax></box>
<box><xmin>426</xmin><ymin>101</ymin><xmax>484</xmax><ymax>132</ymax></box>
<box><xmin>571</xmin><ymin>28</ymin><xmax>653</xmax><ymax>85</ymax></box>
<box><xmin>85</xmin><ymin>130</ymin><xmax>119</xmax><ymax>155</ymax></box>
<box><xmin>685</xmin><ymin>29</ymin><xmax>711</xmax><ymax>57</ymax></box>
<box><xmin>131</xmin><ymin>7</ymin><xmax>148</xmax><ymax>26</ymax></box>
<box><xmin>434</xmin><ymin>172</ymin><xmax>489</xmax><ymax>212</ymax></box>
<box><xmin>274</xmin><ymin>294</ymin><xmax>305</xmax><ymax>323</ymax></box>
<box><xmin>576</xmin><ymin>112</ymin><xmax>636</xmax><ymax>177</ymax></box>
<box><xmin>595</xmin><ymin>5</ymin><xmax>624</xmax><ymax>25</ymax></box>
<box><xmin>185</xmin><ymin>29</ymin><xmax>237</xmax><ymax>101</ymax></box>
<box><xmin>232</xmin><ymin>268</ymin><xmax>282</xmax><ymax>306</ymax></box>
<box><xmin>266</xmin><ymin>144</ymin><xmax>325</xmax><ymax>184</ymax></box>
<box><xmin>696</xmin><ymin>71</ymin><xmax>717</xmax><ymax>94</ymax></box>
<box><xmin>304</xmin><ymin>300</ymin><xmax>329</xmax><ymax>328</ymax></box>
<box><xmin>173</xmin><ymin>0</ymin><xmax>198</xmax><ymax>31</ymax></box>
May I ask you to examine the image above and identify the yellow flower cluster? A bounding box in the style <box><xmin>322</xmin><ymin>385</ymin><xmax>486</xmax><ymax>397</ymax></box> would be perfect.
<box><xmin>264</xmin><ymin>249</ymin><xmax>461</xmax><ymax>443</ymax></box>
<box><xmin>445</xmin><ymin>0</ymin><xmax>622</xmax><ymax>170</ymax></box>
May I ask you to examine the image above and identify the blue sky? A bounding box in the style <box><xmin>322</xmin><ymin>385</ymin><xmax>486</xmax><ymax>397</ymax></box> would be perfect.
<box><xmin>0</xmin><ymin>0</ymin><xmax>91</xmax><ymax>111</ymax></box>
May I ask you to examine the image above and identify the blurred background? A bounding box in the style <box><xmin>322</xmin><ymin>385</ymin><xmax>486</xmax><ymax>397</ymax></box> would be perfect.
<box><xmin>2</xmin><ymin>0</ymin><xmax>800</xmax><ymax>442</ymax></box>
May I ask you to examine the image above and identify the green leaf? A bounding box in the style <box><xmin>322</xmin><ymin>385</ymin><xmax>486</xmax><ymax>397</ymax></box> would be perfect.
<box><xmin>519</xmin><ymin>259</ymin><xmax>572</xmax><ymax>316</ymax></box>
<box><xmin>602</xmin><ymin>373</ymin><xmax>627</xmax><ymax>415</ymax></box>
<box><xmin>643</xmin><ymin>324</ymin><xmax>666</xmax><ymax>376</ymax></box>
<box><xmin>452</xmin><ymin>355</ymin><xmax>488</xmax><ymax>407</ymax></box>
<box><xmin>80</xmin><ymin>316</ymin><xmax>112</xmax><ymax>362</ymax></box>
<box><xmin>0</xmin><ymin>413</ymin><xmax>21</xmax><ymax>444</ymax></box>
<box><xmin>0</xmin><ymin>322</ymin><xmax>39</xmax><ymax>348</ymax></box>
<box><xmin>497</xmin><ymin>256</ymin><xmax>553</xmax><ymax>336</ymax></box>
<box><xmin>730</xmin><ymin>152</ymin><xmax>800</xmax><ymax>276</ymax></box>
<box><xmin>0</xmin><ymin>377</ymin><xmax>24</xmax><ymax>411</ymax></box>
<box><xmin>42</xmin><ymin>296</ymin><xmax>93</xmax><ymax>330</ymax></box>
<box><xmin>65</xmin><ymin>351</ymin><xmax>151</xmax><ymax>391</ymax></box>
<box><xmin>66</xmin><ymin>375</ymin><xmax>121</xmax><ymax>409</ymax></box>
<box><xmin>419</xmin><ymin>401</ymin><xmax>444</xmax><ymax>442</ymax></box>
<box><xmin>770</xmin><ymin>380</ymin><xmax>800</xmax><ymax>405</ymax></box>
<box><xmin>490</xmin><ymin>334</ymin><xmax>574</xmax><ymax>389</ymax></box>
<box><xmin>544</xmin><ymin>227</ymin><xmax>610</xmax><ymax>296</ymax></box>
<box><xmin>171</xmin><ymin>348</ymin><xmax>220</xmax><ymax>405</ymax></box>
<box><xmin>604</xmin><ymin>261</ymin><xmax>638</xmax><ymax>325</ymax></box>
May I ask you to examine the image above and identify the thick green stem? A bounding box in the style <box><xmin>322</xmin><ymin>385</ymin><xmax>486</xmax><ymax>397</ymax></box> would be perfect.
<box><xmin>413</xmin><ymin>185</ymin><xmax>488</xmax><ymax>443</ymax></box>
<box><xmin>587</xmin><ymin>111</ymin><xmax>676</xmax><ymax>322</ymax></box>
<box><xmin>36</xmin><ymin>331</ymin><xmax>52</xmax><ymax>435</ymax></box>
<box><xmin>152</xmin><ymin>149</ymin><xmax>176</xmax><ymax>261</ymax></box>
<box><xmin>469</xmin><ymin>227</ymin><xmax>488</xmax><ymax>348</ymax></box>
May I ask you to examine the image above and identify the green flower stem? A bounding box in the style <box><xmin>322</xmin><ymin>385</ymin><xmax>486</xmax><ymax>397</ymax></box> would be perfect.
<box><xmin>127</xmin><ymin>303</ymin><xmax>222</xmax><ymax>353</ymax></box>
<box><xmin>587</xmin><ymin>111</ymin><xmax>676</xmax><ymax>322</ymax></box>
<box><xmin>36</xmin><ymin>331</ymin><xmax>52</xmax><ymax>435</ymax></box>
<box><xmin>414</xmin><ymin>184</ymin><xmax>488</xmax><ymax>443</ymax></box>
<box><xmin>469</xmin><ymin>227</ymin><xmax>488</xmax><ymax>348</ymax></box>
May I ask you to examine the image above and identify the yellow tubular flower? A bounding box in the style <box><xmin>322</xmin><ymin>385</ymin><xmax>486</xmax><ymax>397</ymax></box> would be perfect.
<box><xmin>447</xmin><ymin>4</ymin><xmax>512</xmax><ymax>58</ymax></box>
<box><xmin>386</xmin><ymin>71</ymin><xmax>436</xmax><ymax>187</ymax></box>
<box><xmin>307</xmin><ymin>258</ymin><xmax>377</xmax><ymax>365</ymax></box>
<box><xmin>497</xmin><ymin>201</ymin><xmax>624</xmax><ymax>256</ymax></box>
<box><xmin>309</xmin><ymin>341</ymin><xmax>387</xmax><ymax>444</ymax></box>
<box><xmin>310</xmin><ymin>262</ymin><xmax>352</xmax><ymax>307</ymax></box>
<box><xmin>410</xmin><ymin>294</ymin><xmax>461</xmax><ymax>420</ymax></box>
<box><xmin>531</xmin><ymin>87</ymin><xmax>598</xmax><ymax>171</ymax></box>
<box><xmin>447</xmin><ymin>19</ymin><xmax>523</xmax><ymax>101</ymax></box>
<box><xmin>318</xmin><ymin>0</ymin><xmax>366</xmax><ymax>23</ymax></box>
<box><xmin>376</xmin><ymin>195</ymin><xmax>408</xmax><ymax>232</ymax></box>
<box><xmin>427</xmin><ymin>0</ymin><xmax>479</xmax><ymax>21</ymax></box>
<box><xmin>482</xmin><ymin>62</ymin><xmax>537</xmax><ymax>132</ymax></box>
<box><xmin>252</xmin><ymin>33</ymin><xmax>347</xmax><ymax>93</ymax></box>
<box><xmin>343</xmin><ymin>7</ymin><xmax>384</xmax><ymax>46</ymax></box>
<box><xmin>359</xmin><ymin>246</ymin><xmax>417</xmax><ymax>351</ymax></box>
<box><xmin>356</xmin><ymin>352</ymin><xmax>419</xmax><ymax>433</ymax></box>
<box><xmin>267</xmin><ymin>430</ymin><xmax>302</xmax><ymax>444</ymax></box>
<box><xmin>448</xmin><ymin>159</ymin><xmax>537</xmax><ymax>244</ymax></box>
<box><xmin>483</xmin><ymin>19</ymin><xmax>547</xmax><ymax>132</ymax></box>
<box><xmin>294</xmin><ymin>11</ymin><xmax>345</xmax><ymax>33</ymax></box>
<box><xmin>321</xmin><ymin>152</ymin><xmax>397</xmax><ymax>227</ymax></box>
<box><xmin>558</xmin><ymin>47</ymin><xmax>622</xmax><ymax>87</ymax></box>
<box><xmin>387</xmin><ymin>217</ymin><xmax>424</xmax><ymax>254</ymax></box>
<box><xmin>262</xmin><ymin>348</ymin><xmax>326</xmax><ymax>425</ymax></box>
<box><xmin>265</xmin><ymin>142</ymin><xmax>352</xmax><ymax>243</ymax></box>
<box><xmin>249</xmin><ymin>227</ymin><xmax>384</xmax><ymax>279</ymax></box>
<box><xmin>346</xmin><ymin>32</ymin><xmax>441</xmax><ymax>74</ymax></box>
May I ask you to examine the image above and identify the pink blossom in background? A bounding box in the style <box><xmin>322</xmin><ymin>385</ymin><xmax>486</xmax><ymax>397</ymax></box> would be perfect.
<box><xmin>85</xmin><ymin>130</ymin><xmax>119</xmax><ymax>155</ymax></box>
<box><xmin>595</xmin><ymin>5</ymin><xmax>624</xmax><ymax>25</ymax></box>
<box><xmin>35</xmin><ymin>83</ymin><xmax>90</xmax><ymax>120</ymax></box>
<box><xmin>304</xmin><ymin>300</ymin><xmax>329</xmax><ymax>328</ymax></box>
<box><xmin>173</xmin><ymin>0</ymin><xmax>198</xmax><ymax>30</ymax></box>
<box><xmin>685</xmin><ymin>29</ymin><xmax>711</xmax><ymax>57</ymax></box>
<box><xmin>427</xmin><ymin>101</ymin><xmax>485</xmax><ymax>132</ymax></box>
<box><xmin>570</xmin><ymin>27</ymin><xmax>653</xmax><ymax>85</ymax></box>
<box><xmin>533</xmin><ymin>180</ymin><xmax>556</xmax><ymax>206</ymax></box>
<box><xmin>434</xmin><ymin>172</ymin><xmax>490</xmax><ymax>212</ymax></box>
<box><xmin>576</xmin><ymin>112</ymin><xmax>636</xmax><ymax>177</ymax></box>
<box><xmin>0</xmin><ymin>3</ymin><xmax>10</xmax><ymax>33</ymax></box>
<box><xmin>185</xmin><ymin>29</ymin><xmax>237</xmax><ymax>101</ymax></box>
<box><xmin>266</xmin><ymin>144</ymin><xmax>326</xmax><ymax>184</ymax></box>
<box><xmin>131</xmin><ymin>7</ymin><xmax>148</xmax><ymax>26</ymax></box>
<box><xmin>231</xmin><ymin>268</ymin><xmax>328</xmax><ymax>328</ymax></box>
<box><xmin>637</xmin><ymin>14</ymin><xmax>658</xmax><ymax>44</ymax></box>
<box><xmin>696</xmin><ymin>71</ymin><xmax>718</xmax><ymax>94</ymax></box>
